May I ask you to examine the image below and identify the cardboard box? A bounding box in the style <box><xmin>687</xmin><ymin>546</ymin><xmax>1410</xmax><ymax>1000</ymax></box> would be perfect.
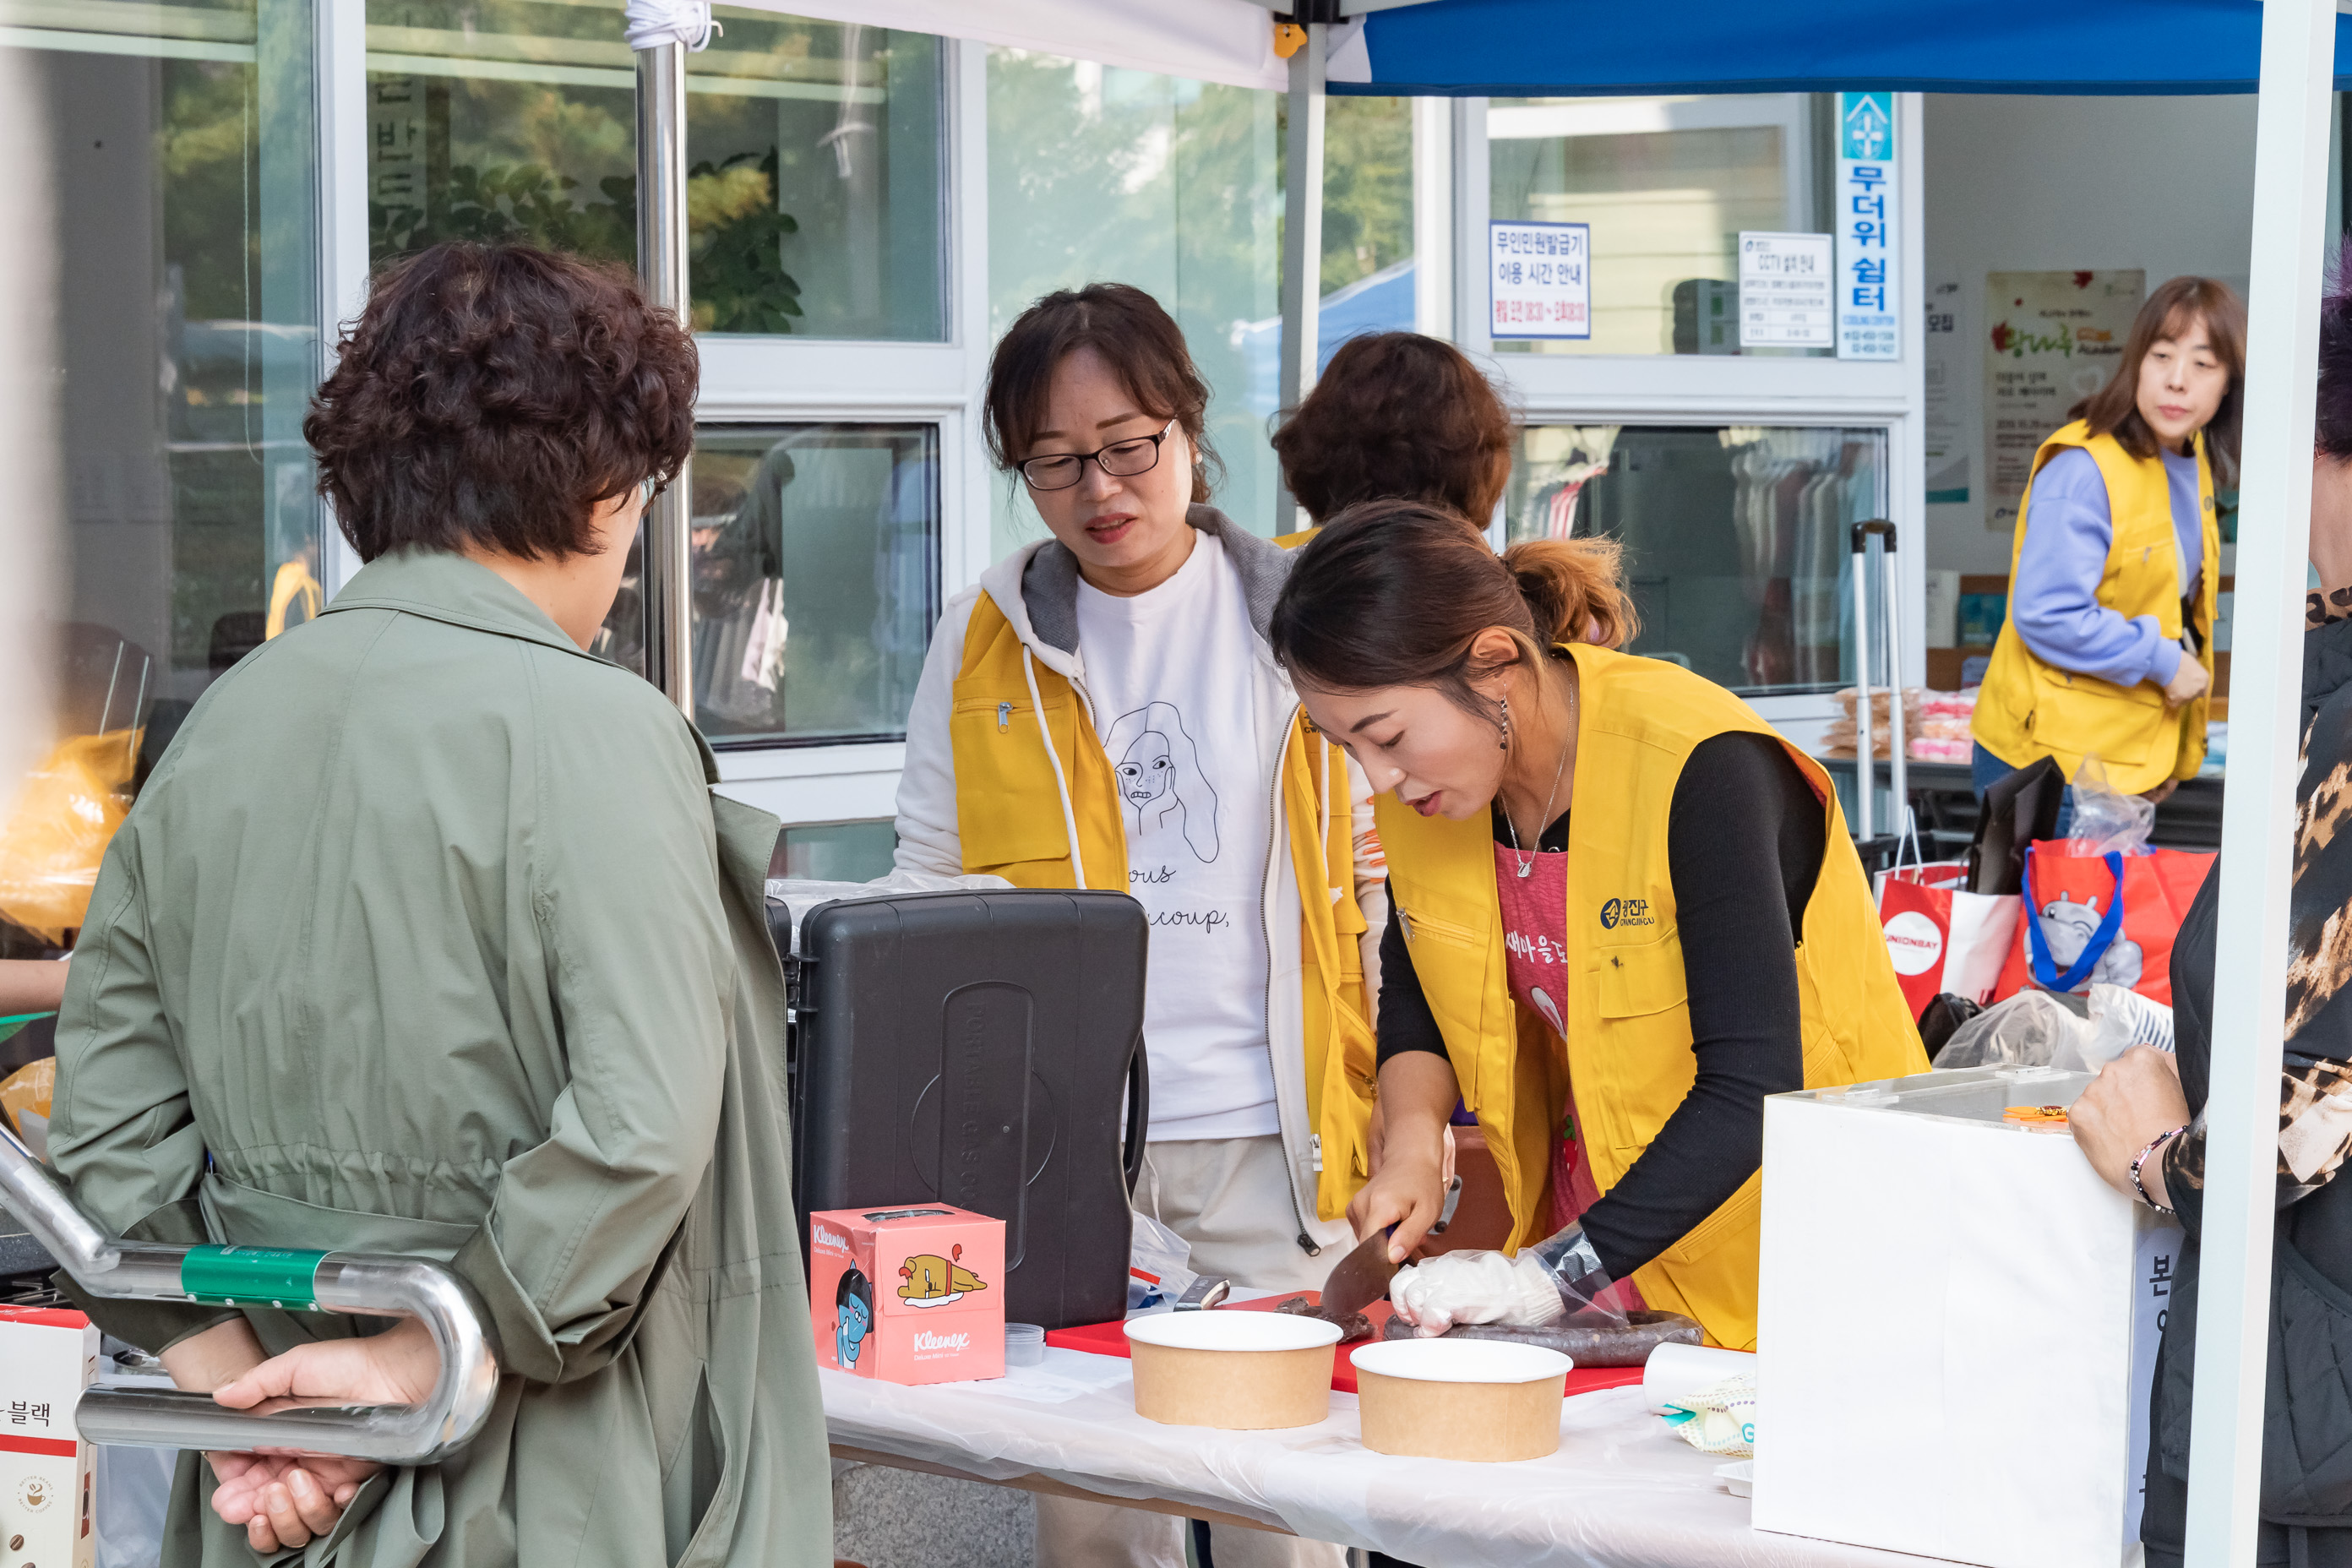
<box><xmin>1753</xmin><ymin>1066</ymin><xmax>2175</xmax><ymax>1568</ymax></box>
<box><xmin>0</xmin><ymin>1305</ymin><xmax>100</xmax><ymax>1568</ymax></box>
<box><xmin>809</xmin><ymin>1205</ymin><xmax>1004</xmax><ymax>1385</ymax></box>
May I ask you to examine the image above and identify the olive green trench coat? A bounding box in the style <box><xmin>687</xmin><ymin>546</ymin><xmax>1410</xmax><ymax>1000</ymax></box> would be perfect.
<box><xmin>47</xmin><ymin>550</ymin><xmax>831</xmax><ymax>1566</ymax></box>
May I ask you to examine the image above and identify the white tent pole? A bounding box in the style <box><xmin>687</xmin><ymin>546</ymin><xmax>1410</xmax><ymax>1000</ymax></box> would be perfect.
<box><xmin>2183</xmin><ymin>0</ymin><xmax>2333</xmax><ymax>1558</ymax></box>
<box><xmin>634</xmin><ymin>38</ymin><xmax>695</xmax><ymax>718</ymax></box>
<box><xmin>1277</xmin><ymin>19</ymin><xmax>1326</xmax><ymax>531</ymax></box>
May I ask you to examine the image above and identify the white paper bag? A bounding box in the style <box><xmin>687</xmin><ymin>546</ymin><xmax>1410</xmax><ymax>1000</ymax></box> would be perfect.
<box><xmin>1752</xmin><ymin>1067</ymin><xmax>2179</xmax><ymax>1568</ymax></box>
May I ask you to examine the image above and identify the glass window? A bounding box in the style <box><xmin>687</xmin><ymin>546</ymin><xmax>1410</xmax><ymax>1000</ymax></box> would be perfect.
<box><xmin>689</xmin><ymin>423</ymin><xmax>939</xmax><ymax>745</ymax></box>
<box><xmin>1489</xmin><ymin>95</ymin><xmax>1831</xmax><ymax>357</ymax></box>
<box><xmin>365</xmin><ymin>2</ymin><xmax>637</xmax><ymax>269</ymax></box>
<box><xmin>689</xmin><ymin>11</ymin><xmax>944</xmax><ymax>339</ymax></box>
<box><xmin>778</xmin><ymin>821</ymin><xmax>897</xmax><ymax>881</ymax></box>
<box><xmin>365</xmin><ymin>5</ymin><xmax>945</xmax><ymax>339</ymax></box>
<box><xmin>1506</xmin><ymin>425</ymin><xmax>1886</xmax><ymax>696</ymax></box>
<box><xmin>988</xmin><ymin>53</ymin><xmax>1280</xmax><ymax>551</ymax></box>
<box><xmin>2</xmin><ymin>0</ymin><xmax>317</xmax><ymax>956</ymax></box>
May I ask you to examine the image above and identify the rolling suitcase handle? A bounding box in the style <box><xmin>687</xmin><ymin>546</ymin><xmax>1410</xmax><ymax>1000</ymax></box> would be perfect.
<box><xmin>1849</xmin><ymin>519</ymin><xmax>1910</xmax><ymax>869</ymax></box>
<box><xmin>0</xmin><ymin>1124</ymin><xmax>499</xmax><ymax>1462</ymax></box>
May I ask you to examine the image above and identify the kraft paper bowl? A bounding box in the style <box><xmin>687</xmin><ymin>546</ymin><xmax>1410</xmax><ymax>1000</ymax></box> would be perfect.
<box><xmin>1122</xmin><ymin>1311</ymin><xmax>1342</xmax><ymax>1429</ymax></box>
<box><xmin>1349</xmin><ymin>1338</ymin><xmax>1572</xmax><ymax>1462</ymax></box>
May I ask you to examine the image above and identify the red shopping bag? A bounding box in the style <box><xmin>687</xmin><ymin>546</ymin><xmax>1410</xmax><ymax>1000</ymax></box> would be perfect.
<box><xmin>1878</xmin><ymin>863</ymin><xmax>2023</xmax><ymax>1017</ymax></box>
<box><xmin>1990</xmin><ymin>841</ymin><xmax>2215</xmax><ymax>1007</ymax></box>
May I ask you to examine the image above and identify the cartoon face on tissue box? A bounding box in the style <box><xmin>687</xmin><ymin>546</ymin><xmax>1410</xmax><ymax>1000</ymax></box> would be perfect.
<box><xmin>808</xmin><ymin>1205</ymin><xmax>1005</xmax><ymax>1385</ymax></box>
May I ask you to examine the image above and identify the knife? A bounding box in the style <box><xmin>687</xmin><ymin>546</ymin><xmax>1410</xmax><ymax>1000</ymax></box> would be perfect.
<box><xmin>1317</xmin><ymin>1175</ymin><xmax>1462</xmax><ymax>1320</ymax></box>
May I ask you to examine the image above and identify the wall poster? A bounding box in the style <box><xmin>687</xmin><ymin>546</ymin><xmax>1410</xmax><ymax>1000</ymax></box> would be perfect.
<box><xmin>1984</xmin><ymin>270</ymin><xmax>2144</xmax><ymax>535</ymax></box>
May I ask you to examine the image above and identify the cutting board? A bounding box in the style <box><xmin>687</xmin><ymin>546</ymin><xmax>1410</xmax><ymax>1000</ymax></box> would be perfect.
<box><xmin>1043</xmin><ymin>1292</ymin><xmax>1648</xmax><ymax>1397</ymax></box>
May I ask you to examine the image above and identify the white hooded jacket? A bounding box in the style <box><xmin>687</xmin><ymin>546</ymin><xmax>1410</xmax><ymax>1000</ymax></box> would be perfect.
<box><xmin>893</xmin><ymin>507</ymin><xmax>1384</xmax><ymax>1259</ymax></box>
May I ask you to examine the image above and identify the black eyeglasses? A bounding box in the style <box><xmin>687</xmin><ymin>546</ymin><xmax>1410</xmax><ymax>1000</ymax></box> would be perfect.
<box><xmin>1016</xmin><ymin>421</ymin><xmax>1175</xmax><ymax>492</ymax></box>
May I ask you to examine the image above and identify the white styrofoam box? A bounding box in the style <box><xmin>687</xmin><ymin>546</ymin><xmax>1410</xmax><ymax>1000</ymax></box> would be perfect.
<box><xmin>1752</xmin><ymin>1065</ymin><xmax>2177</xmax><ymax>1568</ymax></box>
<box><xmin>0</xmin><ymin>1306</ymin><xmax>100</xmax><ymax>1568</ymax></box>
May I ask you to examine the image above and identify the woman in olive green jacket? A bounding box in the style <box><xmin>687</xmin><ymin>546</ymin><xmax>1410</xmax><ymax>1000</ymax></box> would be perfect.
<box><xmin>46</xmin><ymin>243</ymin><xmax>830</xmax><ymax>1565</ymax></box>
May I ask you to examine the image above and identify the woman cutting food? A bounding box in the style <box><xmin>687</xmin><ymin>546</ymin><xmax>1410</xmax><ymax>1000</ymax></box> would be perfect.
<box><xmin>1268</xmin><ymin>501</ymin><xmax>1925</xmax><ymax>1350</ymax></box>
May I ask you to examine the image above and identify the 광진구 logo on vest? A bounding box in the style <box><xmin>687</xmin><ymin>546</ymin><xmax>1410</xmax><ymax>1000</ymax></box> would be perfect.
<box><xmin>1599</xmin><ymin>896</ymin><xmax>1655</xmax><ymax>929</ymax></box>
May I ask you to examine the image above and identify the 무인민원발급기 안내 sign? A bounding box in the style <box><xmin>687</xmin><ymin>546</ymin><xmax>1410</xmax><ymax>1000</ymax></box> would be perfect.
<box><xmin>1491</xmin><ymin>220</ymin><xmax>1589</xmax><ymax>340</ymax></box>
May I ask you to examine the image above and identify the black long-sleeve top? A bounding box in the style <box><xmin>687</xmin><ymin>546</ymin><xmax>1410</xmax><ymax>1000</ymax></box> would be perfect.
<box><xmin>1376</xmin><ymin>730</ymin><xmax>1825</xmax><ymax>1282</ymax></box>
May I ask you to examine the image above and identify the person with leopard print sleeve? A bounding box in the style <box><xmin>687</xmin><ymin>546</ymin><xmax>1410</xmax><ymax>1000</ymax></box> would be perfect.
<box><xmin>2070</xmin><ymin>243</ymin><xmax>2352</xmax><ymax>1567</ymax></box>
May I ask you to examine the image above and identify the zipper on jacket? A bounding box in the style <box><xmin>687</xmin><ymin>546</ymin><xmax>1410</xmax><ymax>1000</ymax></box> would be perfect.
<box><xmin>997</xmin><ymin>701</ymin><xmax>1011</xmax><ymax>732</ymax></box>
<box><xmin>1263</xmin><ymin>704</ymin><xmax>1322</xmax><ymax>1257</ymax></box>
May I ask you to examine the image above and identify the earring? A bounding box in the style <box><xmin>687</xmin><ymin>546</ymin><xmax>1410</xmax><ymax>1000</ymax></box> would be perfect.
<box><xmin>1497</xmin><ymin>694</ymin><xmax>1511</xmax><ymax>752</ymax></box>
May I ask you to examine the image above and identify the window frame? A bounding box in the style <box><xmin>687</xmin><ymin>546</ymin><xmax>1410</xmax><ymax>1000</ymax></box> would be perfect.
<box><xmin>1459</xmin><ymin>91</ymin><xmax>1928</xmax><ymax>740</ymax></box>
<box><xmin>313</xmin><ymin>37</ymin><xmax>1923</xmax><ymax>827</ymax></box>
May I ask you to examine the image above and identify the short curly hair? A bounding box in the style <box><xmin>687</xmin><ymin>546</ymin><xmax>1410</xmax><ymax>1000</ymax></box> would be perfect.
<box><xmin>306</xmin><ymin>242</ymin><xmax>698</xmax><ymax>562</ymax></box>
<box><xmin>1271</xmin><ymin>333</ymin><xmax>1514</xmax><ymax>525</ymax></box>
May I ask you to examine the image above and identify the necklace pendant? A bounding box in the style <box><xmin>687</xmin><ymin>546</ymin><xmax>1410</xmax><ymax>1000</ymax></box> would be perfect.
<box><xmin>1516</xmin><ymin>859</ymin><xmax>1534</xmax><ymax>879</ymax></box>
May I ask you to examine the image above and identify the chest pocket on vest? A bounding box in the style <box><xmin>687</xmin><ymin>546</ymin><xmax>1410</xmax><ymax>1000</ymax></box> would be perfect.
<box><xmin>950</xmin><ymin>685</ymin><xmax>1074</xmax><ymax>868</ymax></box>
<box><xmin>1596</xmin><ymin>939</ymin><xmax>1689</xmax><ymax>1019</ymax></box>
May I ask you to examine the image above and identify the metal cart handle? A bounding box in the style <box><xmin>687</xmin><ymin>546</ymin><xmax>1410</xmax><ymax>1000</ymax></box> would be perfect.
<box><xmin>0</xmin><ymin>1125</ymin><xmax>498</xmax><ymax>1463</ymax></box>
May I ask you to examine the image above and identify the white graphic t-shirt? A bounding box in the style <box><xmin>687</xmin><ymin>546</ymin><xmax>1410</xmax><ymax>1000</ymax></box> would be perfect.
<box><xmin>1074</xmin><ymin>531</ymin><xmax>1277</xmax><ymax>1141</ymax></box>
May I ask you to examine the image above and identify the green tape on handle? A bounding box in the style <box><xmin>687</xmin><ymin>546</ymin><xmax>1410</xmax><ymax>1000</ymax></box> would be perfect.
<box><xmin>181</xmin><ymin>1246</ymin><xmax>326</xmax><ymax>1309</ymax></box>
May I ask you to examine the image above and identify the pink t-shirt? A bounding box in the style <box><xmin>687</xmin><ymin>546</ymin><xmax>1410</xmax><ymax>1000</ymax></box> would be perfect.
<box><xmin>1493</xmin><ymin>838</ymin><xmax>1646</xmax><ymax>1309</ymax></box>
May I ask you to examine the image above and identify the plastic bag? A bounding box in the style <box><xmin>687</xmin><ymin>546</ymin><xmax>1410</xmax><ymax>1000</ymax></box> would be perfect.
<box><xmin>763</xmin><ymin>868</ymin><xmax>1015</xmax><ymax>955</ymax></box>
<box><xmin>0</xmin><ymin>1055</ymin><xmax>51</xmax><ymax>1143</ymax></box>
<box><xmin>1662</xmin><ymin>1373</ymin><xmax>1757</xmax><ymax>1456</ymax></box>
<box><xmin>1125</xmin><ymin>1210</ymin><xmax>1197</xmax><ymax>1313</ymax></box>
<box><xmin>1934</xmin><ymin>983</ymin><xmax>2173</xmax><ymax>1073</ymax></box>
<box><xmin>0</xmin><ymin>731</ymin><xmax>139</xmax><ymax>943</ymax></box>
<box><xmin>2066</xmin><ymin>755</ymin><xmax>2156</xmax><ymax>858</ymax></box>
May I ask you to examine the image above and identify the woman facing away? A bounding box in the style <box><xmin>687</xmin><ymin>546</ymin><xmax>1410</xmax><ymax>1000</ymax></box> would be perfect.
<box><xmin>1271</xmin><ymin>330</ymin><xmax>1515</xmax><ymax>531</ymax></box>
<box><xmin>47</xmin><ymin>242</ymin><xmax>830</xmax><ymax>1565</ymax></box>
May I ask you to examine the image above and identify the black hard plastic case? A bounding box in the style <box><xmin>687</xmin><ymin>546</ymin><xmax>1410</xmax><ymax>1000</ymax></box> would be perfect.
<box><xmin>777</xmin><ymin>889</ymin><xmax>1148</xmax><ymax>1331</ymax></box>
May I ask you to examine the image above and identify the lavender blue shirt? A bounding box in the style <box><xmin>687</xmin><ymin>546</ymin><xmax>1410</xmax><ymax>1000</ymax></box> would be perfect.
<box><xmin>2011</xmin><ymin>445</ymin><xmax>2204</xmax><ymax>688</ymax></box>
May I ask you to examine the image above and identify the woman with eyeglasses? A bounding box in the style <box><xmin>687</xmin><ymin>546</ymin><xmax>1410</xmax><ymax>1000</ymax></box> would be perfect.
<box><xmin>893</xmin><ymin>283</ymin><xmax>1377</xmax><ymax>1568</ymax></box>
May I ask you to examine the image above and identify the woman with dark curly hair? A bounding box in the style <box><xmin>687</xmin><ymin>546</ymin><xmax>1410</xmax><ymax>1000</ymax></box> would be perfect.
<box><xmin>46</xmin><ymin>242</ymin><xmax>831</xmax><ymax>1565</ymax></box>
<box><xmin>1271</xmin><ymin>331</ymin><xmax>1514</xmax><ymax>528</ymax></box>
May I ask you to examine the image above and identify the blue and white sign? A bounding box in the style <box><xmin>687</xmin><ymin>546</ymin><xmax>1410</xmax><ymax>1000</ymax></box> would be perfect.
<box><xmin>1834</xmin><ymin>92</ymin><xmax>1899</xmax><ymax>362</ymax></box>
<box><xmin>1490</xmin><ymin>220</ymin><xmax>1590</xmax><ymax>340</ymax></box>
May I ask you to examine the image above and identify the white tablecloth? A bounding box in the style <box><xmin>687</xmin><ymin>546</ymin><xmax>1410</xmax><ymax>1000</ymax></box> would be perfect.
<box><xmin>822</xmin><ymin>1348</ymin><xmax>1928</xmax><ymax>1568</ymax></box>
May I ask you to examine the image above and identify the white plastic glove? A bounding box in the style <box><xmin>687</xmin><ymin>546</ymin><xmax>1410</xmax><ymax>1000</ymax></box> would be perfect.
<box><xmin>1388</xmin><ymin>1250</ymin><xmax>1567</xmax><ymax>1337</ymax></box>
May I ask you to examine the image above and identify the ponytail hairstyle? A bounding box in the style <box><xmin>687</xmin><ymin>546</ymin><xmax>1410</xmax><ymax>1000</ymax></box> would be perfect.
<box><xmin>1269</xmin><ymin>498</ymin><xmax>1637</xmax><ymax>721</ymax></box>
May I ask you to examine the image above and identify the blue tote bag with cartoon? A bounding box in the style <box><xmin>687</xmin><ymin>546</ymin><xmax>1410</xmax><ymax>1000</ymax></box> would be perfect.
<box><xmin>1990</xmin><ymin>841</ymin><xmax>2214</xmax><ymax>1006</ymax></box>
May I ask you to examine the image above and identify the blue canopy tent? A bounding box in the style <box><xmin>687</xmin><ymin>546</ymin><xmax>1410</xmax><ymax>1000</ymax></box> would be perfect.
<box><xmin>1337</xmin><ymin>0</ymin><xmax>2352</xmax><ymax>96</ymax></box>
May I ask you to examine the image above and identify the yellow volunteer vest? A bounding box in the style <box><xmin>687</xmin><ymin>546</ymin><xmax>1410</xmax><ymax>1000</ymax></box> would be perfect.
<box><xmin>947</xmin><ymin>591</ymin><xmax>1380</xmax><ymax>1222</ymax></box>
<box><xmin>1374</xmin><ymin>645</ymin><xmax>1925</xmax><ymax>1350</ymax></box>
<box><xmin>1971</xmin><ymin>421</ymin><xmax>2220</xmax><ymax>794</ymax></box>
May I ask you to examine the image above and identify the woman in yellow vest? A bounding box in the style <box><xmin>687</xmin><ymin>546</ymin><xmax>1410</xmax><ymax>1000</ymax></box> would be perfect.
<box><xmin>1267</xmin><ymin>500</ymin><xmax>1925</xmax><ymax>1351</ymax></box>
<box><xmin>892</xmin><ymin>284</ymin><xmax>1376</xmax><ymax>1568</ymax></box>
<box><xmin>1972</xmin><ymin>277</ymin><xmax>2243</xmax><ymax>821</ymax></box>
